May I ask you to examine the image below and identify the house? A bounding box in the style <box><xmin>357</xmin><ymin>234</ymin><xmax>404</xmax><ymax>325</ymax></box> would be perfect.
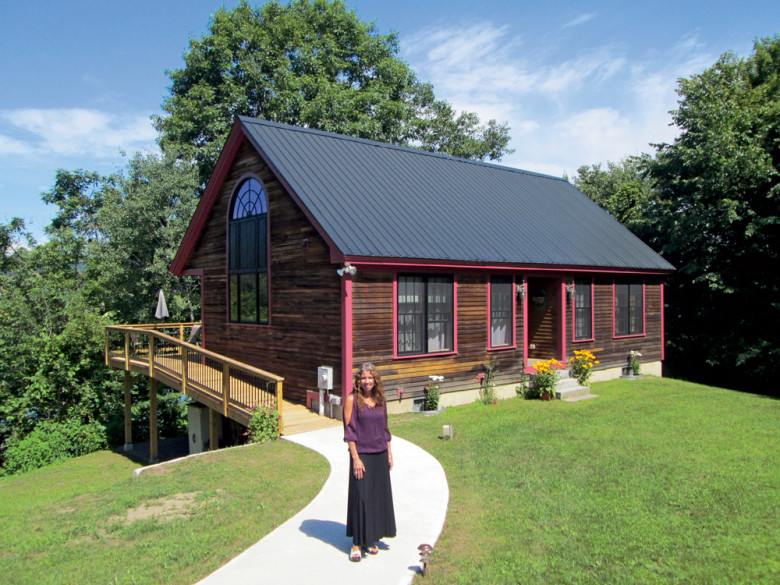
<box><xmin>171</xmin><ymin>116</ymin><xmax>674</xmax><ymax>412</ymax></box>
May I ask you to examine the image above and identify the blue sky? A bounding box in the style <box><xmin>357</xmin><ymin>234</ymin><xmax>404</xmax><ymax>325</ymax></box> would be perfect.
<box><xmin>1</xmin><ymin>0</ymin><xmax>777</xmax><ymax>239</ymax></box>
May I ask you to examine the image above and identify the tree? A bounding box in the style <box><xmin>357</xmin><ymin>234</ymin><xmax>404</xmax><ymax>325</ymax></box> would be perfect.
<box><xmin>154</xmin><ymin>0</ymin><xmax>512</xmax><ymax>184</ymax></box>
<box><xmin>647</xmin><ymin>36</ymin><xmax>780</xmax><ymax>391</ymax></box>
<box><xmin>573</xmin><ymin>155</ymin><xmax>658</xmax><ymax>235</ymax></box>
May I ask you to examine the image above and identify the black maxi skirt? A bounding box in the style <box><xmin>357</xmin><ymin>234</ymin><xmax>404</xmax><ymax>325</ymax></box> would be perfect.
<box><xmin>346</xmin><ymin>450</ymin><xmax>397</xmax><ymax>547</ymax></box>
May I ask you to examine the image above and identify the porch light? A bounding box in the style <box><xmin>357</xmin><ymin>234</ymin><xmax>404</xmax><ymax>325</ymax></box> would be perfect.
<box><xmin>337</xmin><ymin>263</ymin><xmax>357</xmax><ymax>276</ymax></box>
<box><xmin>566</xmin><ymin>281</ymin><xmax>575</xmax><ymax>300</ymax></box>
<box><xmin>516</xmin><ymin>282</ymin><xmax>527</xmax><ymax>300</ymax></box>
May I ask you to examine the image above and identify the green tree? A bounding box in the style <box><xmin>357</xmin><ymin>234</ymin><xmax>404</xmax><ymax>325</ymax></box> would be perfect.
<box><xmin>647</xmin><ymin>36</ymin><xmax>780</xmax><ymax>391</ymax></box>
<box><xmin>154</xmin><ymin>0</ymin><xmax>512</xmax><ymax>184</ymax></box>
<box><xmin>573</xmin><ymin>155</ymin><xmax>658</xmax><ymax>235</ymax></box>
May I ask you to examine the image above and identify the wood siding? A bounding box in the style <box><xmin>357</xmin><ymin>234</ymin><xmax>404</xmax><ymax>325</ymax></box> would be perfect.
<box><xmin>567</xmin><ymin>277</ymin><xmax>665</xmax><ymax>366</ymax></box>
<box><xmin>184</xmin><ymin>139</ymin><xmax>342</xmax><ymax>403</ymax></box>
<box><xmin>352</xmin><ymin>272</ymin><xmax>527</xmax><ymax>398</ymax></box>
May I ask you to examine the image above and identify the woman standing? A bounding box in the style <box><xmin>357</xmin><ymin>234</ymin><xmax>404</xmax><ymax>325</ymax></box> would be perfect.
<box><xmin>344</xmin><ymin>363</ymin><xmax>396</xmax><ymax>562</ymax></box>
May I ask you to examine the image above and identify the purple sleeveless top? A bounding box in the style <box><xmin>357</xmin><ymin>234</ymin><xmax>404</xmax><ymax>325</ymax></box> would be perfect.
<box><xmin>344</xmin><ymin>399</ymin><xmax>391</xmax><ymax>454</ymax></box>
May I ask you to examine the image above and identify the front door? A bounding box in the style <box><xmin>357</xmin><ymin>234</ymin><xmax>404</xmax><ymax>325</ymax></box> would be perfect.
<box><xmin>526</xmin><ymin>277</ymin><xmax>560</xmax><ymax>361</ymax></box>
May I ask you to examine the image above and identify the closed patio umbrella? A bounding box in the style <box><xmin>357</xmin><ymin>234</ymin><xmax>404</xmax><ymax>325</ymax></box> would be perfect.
<box><xmin>155</xmin><ymin>289</ymin><xmax>169</xmax><ymax>320</ymax></box>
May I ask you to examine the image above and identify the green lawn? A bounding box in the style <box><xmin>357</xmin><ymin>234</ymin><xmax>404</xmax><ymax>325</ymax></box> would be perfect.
<box><xmin>391</xmin><ymin>377</ymin><xmax>779</xmax><ymax>585</ymax></box>
<box><xmin>0</xmin><ymin>441</ymin><xmax>329</xmax><ymax>585</ymax></box>
<box><xmin>1</xmin><ymin>377</ymin><xmax>777</xmax><ymax>585</ymax></box>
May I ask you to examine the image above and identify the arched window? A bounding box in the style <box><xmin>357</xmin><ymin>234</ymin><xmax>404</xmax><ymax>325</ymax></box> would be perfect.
<box><xmin>228</xmin><ymin>178</ymin><xmax>268</xmax><ymax>324</ymax></box>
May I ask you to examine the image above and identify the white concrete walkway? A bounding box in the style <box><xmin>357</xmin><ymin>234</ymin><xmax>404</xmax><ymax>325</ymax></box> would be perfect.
<box><xmin>194</xmin><ymin>425</ymin><xmax>449</xmax><ymax>585</ymax></box>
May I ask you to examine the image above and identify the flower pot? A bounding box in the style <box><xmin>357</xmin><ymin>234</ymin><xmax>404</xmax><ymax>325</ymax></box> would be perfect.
<box><xmin>541</xmin><ymin>390</ymin><xmax>552</xmax><ymax>401</ymax></box>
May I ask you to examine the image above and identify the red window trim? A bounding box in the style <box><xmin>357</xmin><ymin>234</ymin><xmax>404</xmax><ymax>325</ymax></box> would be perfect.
<box><xmin>393</xmin><ymin>272</ymin><xmax>458</xmax><ymax>359</ymax></box>
<box><xmin>225</xmin><ymin>173</ymin><xmax>272</xmax><ymax>327</ymax></box>
<box><xmin>612</xmin><ymin>281</ymin><xmax>646</xmax><ymax>339</ymax></box>
<box><xmin>487</xmin><ymin>275</ymin><xmax>517</xmax><ymax>351</ymax></box>
<box><xmin>572</xmin><ymin>278</ymin><xmax>595</xmax><ymax>343</ymax></box>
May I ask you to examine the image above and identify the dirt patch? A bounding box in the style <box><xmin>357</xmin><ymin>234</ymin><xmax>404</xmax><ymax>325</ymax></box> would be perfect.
<box><xmin>113</xmin><ymin>491</ymin><xmax>223</xmax><ymax>525</ymax></box>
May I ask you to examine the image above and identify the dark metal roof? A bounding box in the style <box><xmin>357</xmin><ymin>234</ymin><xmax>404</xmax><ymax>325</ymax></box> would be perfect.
<box><xmin>240</xmin><ymin>116</ymin><xmax>674</xmax><ymax>271</ymax></box>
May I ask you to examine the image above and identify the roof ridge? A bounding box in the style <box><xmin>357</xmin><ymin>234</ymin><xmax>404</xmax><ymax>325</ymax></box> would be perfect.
<box><xmin>238</xmin><ymin>115</ymin><xmax>567</xmax><ymax>183</ymax></box>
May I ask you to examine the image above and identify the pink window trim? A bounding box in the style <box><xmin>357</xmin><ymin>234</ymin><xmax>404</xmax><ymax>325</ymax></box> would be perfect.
<box><xmin>224</xmin><ymin>173</ymin><xmax>272</xmax><ymax>327</ymax></box>
<box><xmin>487</xmin><ymin>275</ymin><xmax>517</xmax><ymax>351</ymax></box>
<box><xmin>571</xmin><ymin>278</ymin><xmax>595</xmax><ymax>343</ymax></box>
<box><xmin>393</xmin><ymin>272</ymin><xmax>458</xmax><ymax>360</ymax></box>
<box><xmin>612</xmin><ymin>281</ymin><xmax>647</xmax><ymax>339</ymax></box>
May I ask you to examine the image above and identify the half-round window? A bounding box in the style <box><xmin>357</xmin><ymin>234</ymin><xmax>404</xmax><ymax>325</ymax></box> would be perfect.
<box><xmin>228</xmin><ymin>178</ymin><xmax>268</xmax><ymax>324</ymax></box>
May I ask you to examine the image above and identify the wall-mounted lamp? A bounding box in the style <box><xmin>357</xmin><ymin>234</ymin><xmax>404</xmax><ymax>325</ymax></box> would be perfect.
<box><xmin>516</xmin><ymin>282</ymin><xmax>527</xmax><ymax>300</ymax></box>
<box><xmin>336</xmin><ymin>263</ymin><xmax>357</xmax><ymax>276</ymax></box>
<box><xmin>565</xmin><ymin>281</ymin><xmax>575</xmax><ymax>300</ymax></box>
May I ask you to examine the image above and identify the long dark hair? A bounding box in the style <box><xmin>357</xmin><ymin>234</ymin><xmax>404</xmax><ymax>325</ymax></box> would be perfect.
<box><xmin>352</xmin><ymin>362</ymin><xmax>386</xmax><ymax>409</ymax></box>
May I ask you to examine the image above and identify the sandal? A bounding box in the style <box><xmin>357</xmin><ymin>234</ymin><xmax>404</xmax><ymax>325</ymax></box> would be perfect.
<box><xmin>349</xmin><ymin>546</ymin><xmax>362</xmax><ymax>562</ymax></box>
<box><xmin>364</xmin><ymin>545</ymin><xmax>379</xmax><ymax>555</ymax></box>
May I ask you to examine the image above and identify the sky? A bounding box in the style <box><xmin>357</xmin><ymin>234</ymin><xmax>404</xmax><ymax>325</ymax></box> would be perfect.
<box><xmin>1</xmin><ymin>0</ymin><xmax>777</xmax><ymax>239</ymax></box>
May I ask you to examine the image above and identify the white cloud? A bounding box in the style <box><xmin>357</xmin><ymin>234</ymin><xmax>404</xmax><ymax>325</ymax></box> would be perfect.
<box><xmin>402</xmin><ymin>21</ymin><xmax>718</xmax><ymax>176</ymax></box>
<box><xmin>561</xmin><ymin>13</ymin><xmax>597</xmax><ymax>29</ymax></box>
<box><xmin>0</xmin><ymin>134</ymin><xmax>33</xmax><ymax>155</ymax></box>
<box><xmin>0</xmin><ymin>108</ymin><xmax>157</xmax><ymax>158</ymax></box>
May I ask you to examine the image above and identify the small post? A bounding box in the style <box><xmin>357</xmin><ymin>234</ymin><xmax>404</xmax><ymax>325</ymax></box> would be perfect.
<box><xmin>209</xmin><ymin>408</ymin><xmax>220</xmax><ymax>451</ymax></box>
<box><xmin>418</xmin><ymin>544</ymin><xmax>433</xmax><ymax>576</ymax></box>
<box><xmin>149</xmin><ymin>378</ymin><xmax>159</xmax><ymax>463</ymax></box>
<box><xmin>442</xmin><ymin>425</ymin><xmax>453</xmax><ymax>440</ymax></box>
<box><xmin>123</xmin><ymin>371</ymin><xmax>133</xmax><ymax>452</ymax></box>
<box><xmin>222</xmin><ymin>363</ymin><xmax>230</xmax><ymax>416</ymax></box>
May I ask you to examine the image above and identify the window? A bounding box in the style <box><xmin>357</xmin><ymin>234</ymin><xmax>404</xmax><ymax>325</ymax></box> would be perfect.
<box><xmin>614</xmin><ymin>281</ymin><xmax>644</xmax><ymax>336</ymax></box>
<box><xmin>397</xmin><ymin>275</ymin><xmax>454</xmax><ymax>355</ymax></box>
<box><xmin>228</xmin><ymin>178</ymin><xmax>268</xmax><ymax>324</ymax></box>
<box><xmin>490</xmin><ymin>276</ymin><xmax>513</xmax><ymax>348</ymax></box>
<box><xmin>574</xmin><ymin>277</ymin><xmax>593</xmax><ymax>340</ymax></box>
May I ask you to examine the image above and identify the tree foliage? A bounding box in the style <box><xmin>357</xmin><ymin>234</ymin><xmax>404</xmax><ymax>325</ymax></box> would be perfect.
<box><xmin>573</xmin><ymin>155</ymin><xmax>658</xmax><ymax>235</ymax></box>
<box><xmin>154</xmin><ymin>0</ymin><xmax>513</xmax><ymax>184</ymax></box>
<box><xmin>0</xmin><ymin>154</ymin><xmax>200</xmax><ymax>472</ymax></box>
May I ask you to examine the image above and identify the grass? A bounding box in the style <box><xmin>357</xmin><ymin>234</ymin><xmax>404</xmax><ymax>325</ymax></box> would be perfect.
<box><xmin>391</xmin><ymin>377</ymin><xmax>779</xmax><ymax>585</ymax></box>
<box><xmin>1</xmin><ymin>377</ymin><xmax>777</xmax><ymax>585</ymax></box>
<box><xmin>0</xmin><ymin>441</ymin><xmax>329</xmax><ymax>585</ymax></box>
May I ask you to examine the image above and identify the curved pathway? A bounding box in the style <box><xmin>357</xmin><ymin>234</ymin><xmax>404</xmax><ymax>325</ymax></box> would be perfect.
<box><xmin>195</xmin><ymin>425</ymin><xmax>449</xmax><ymax>585</ymax></box>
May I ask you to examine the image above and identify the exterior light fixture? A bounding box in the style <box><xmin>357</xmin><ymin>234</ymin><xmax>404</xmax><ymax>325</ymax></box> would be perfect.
<box><xmin>516</xmin><ymin>282</ymin><xmax>527</xmax><ymax>300</ymax></box>
<box><xmin>565</xmin><ymin>281</ymin><xmax>575</xmax><ymax>300</ymax></box>
<box><xmin>336</xmin><ymin>263</ymin><xmax>357</xmax><ymax>276</ymax></box>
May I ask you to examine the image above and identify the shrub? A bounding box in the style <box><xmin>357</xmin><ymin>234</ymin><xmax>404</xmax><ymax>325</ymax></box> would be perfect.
<box><xmin>3</xmin><ymin>419</ymin><xmax>107</xmax><ymax>475</ymax></box>
<box><xmin>569</xmin><ymin>350</ymin><xmax>600</xmax><ymax>386</ymax></box>
<box><xmin>479</xmin><ymin>356</ymin><xmax>500</xmax><ymax>404</ymax></box>
<box><xmin>425</xmin><ymin>376</ymin><xmax>443</xmax><ymax>411</ymax></box>
<box><xmin>245</xmin><ymin>403</ymin><xmax>282</xmax><ymax>444</ymax></box>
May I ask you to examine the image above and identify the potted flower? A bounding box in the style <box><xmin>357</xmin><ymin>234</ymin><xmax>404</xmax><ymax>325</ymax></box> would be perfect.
<box><xmin>531</xmin><ymin>359</ymin><xmax>562</xmax><ymax>400</ymax></box>
<box><xmin>628</xmin><ymin>350</ymin><xmax>642</xmax><ymax>376</ymax></box>
<box><xmin>425</xmin><ymin>376</ymin><xmax>443</xmax><ymax>411</ymax></box>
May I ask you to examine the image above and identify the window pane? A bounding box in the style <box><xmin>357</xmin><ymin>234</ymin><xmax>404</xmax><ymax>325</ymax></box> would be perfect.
<box><xmin>575</xmin><ymin>278</ymin><xmax>592</xmax><ymax>339</ymax></box>
<box><xmin>258</xmin><ymin>273</ymin><xmax>269</xmax><ymax>324</ymax></box>
<box><xmin>398</xmin><ymin>277</ymin><xmax>424</xmax><ymax>354</ymax></box>
<box><xmin>491</xmin><ymin>276</ymin><xmax>512</xmax><ymax>347</ymax></box>
<box><xmin>229</xmin><ymin>274</ymin><xmax>239</xmax><ymax>322</ymax></box>
<box><xmin>397</xmin><ymin>275</ymin><xmax>452</xmax><ymax>354</ymax></box>
<box><xmin>427</xmin><ymin>277</ymin><xmax>453</xmax><ymax>352</ymax></box>
<box><xmin>240</xmin><ymin>273</ymin><xmax>258</xmax><ymax>323</ymax></box>
<box><xmin>629</xmin><ymin>283</ymin><xmax>643</xmax><ymax>334</ymax></box>
<box><xmin>238</xmin><ymin>219</ymin><xmax>258</xmax><ymax>270</ymax></box>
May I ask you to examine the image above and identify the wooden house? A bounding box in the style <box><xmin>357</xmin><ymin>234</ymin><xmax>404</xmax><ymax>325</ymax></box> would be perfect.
<box><xmin>171</xmin><ymin>117</ymin><xmax>674</xmax><ymax>411</ymax></box>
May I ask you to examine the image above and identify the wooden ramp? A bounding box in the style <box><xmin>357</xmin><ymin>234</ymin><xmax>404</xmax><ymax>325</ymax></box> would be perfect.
<box><xmin>282</xmin><ymin>401</ymin><xmax>341</xmax><ymax>435</ymax></box>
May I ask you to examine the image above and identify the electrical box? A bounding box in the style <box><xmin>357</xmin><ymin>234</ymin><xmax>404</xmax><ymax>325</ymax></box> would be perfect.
<box><xmin>317</xmin><ymin>366</ymin><xmax>333</xmax><ymax>391</ymax></box>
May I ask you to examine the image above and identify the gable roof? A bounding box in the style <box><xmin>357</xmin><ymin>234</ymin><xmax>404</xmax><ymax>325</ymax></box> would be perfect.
<box><xmin>172</xmin><ymin>117</ymin><xmax>674</xmax><ymax>274</ymax></box>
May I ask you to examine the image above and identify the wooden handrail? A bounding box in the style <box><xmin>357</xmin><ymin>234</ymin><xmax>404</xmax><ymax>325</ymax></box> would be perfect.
<box><xmin>104</xmin><ymin>323</ymin><xmax>284</xmax><ymax>428</ymax></box>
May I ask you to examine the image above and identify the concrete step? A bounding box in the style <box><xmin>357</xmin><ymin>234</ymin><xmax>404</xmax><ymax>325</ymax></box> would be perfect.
<box><xmin>555</xmin><ymin>385</ymin><xmax>591</xmax><ymax>400</ymax></box>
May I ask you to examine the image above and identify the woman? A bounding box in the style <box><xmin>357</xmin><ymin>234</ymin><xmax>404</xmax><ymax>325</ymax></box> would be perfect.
<box><xmin>344</xmin><ymin>363</ymin><xmax>396</xmax><ymax>562</ymax></box>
